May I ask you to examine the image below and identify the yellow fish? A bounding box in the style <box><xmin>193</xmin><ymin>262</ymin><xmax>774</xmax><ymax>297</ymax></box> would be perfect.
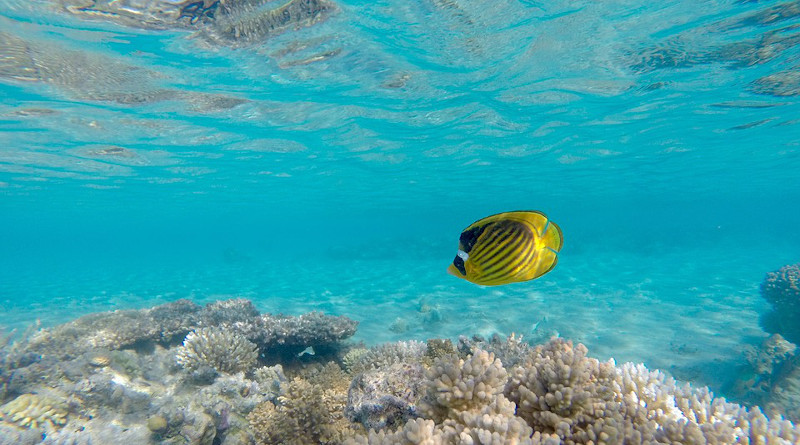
<box><xmin>447</xmin><ymin>211</ymin><xmax>563</xmax><ymax>286</ymax></box>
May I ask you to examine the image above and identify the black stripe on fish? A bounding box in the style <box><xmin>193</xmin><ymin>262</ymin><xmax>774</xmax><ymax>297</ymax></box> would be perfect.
<box><xmin>468</xmin><ymin>223</ymin><xmax>511</xmax><ymax>261</ymax></box>
<box><xmin>483</xmin><ymin>236</ymin><xmax>536</xmax><ymax>282</ymax></box>
<box><xmin>474</xmin><ymin>222</ymin><xmax>519</xmax><ymax>265</ymax></box>
<box><xmin>479</xmin><ymin>223</ymin><xmax>526</xmax><ymax>272</ymax></box>
<box><xmin>481</xmin><ymin>231</ymin><xmax>532</xmax><ymax>280</ymax></box>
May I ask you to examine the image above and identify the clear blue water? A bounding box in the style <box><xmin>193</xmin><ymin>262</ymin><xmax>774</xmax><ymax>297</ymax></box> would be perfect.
<box><xmin>1</xmin><ymin>0</ymin><xmax>800</xmax><ymax>401</ymax></box>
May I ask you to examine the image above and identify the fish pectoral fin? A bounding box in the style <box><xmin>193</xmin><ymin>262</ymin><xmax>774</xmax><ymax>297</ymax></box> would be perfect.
<box><xmin>521</xmin><ymin>247</ymin><xmax>559</xmax><ymax>281</ymax></box>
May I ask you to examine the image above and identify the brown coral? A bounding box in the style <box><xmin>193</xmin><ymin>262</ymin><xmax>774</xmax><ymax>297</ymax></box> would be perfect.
<box><xmin>0</xmin><ymin>393</ymin><xmax>68</xmax><ymax>429</ymax></box>
<box><xmin>248</xmin><ymin>373</ymin><xmax>362</xmax><ymax>445</ymax></box>
<box><xmin>760</xmin><ymin>263</ymin><xmax>800</xmax><ymax>345</ymax></box>
<box><xmin>761</xmin><ymin>263</ymin><xmax>800</xmax><ymax>311</ymax></box>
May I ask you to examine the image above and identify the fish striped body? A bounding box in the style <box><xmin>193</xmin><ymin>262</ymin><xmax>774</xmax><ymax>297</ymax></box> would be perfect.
<box><xmin>448</xmin><ymin>211</ymin><xmax>563</xmax><ymax>286</ymax></box>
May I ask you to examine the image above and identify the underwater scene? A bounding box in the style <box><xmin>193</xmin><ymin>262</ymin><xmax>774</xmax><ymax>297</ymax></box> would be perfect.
<box><xmin>1</xmin><ymin>0</ymin><xmax>800</xmax><ymax>443</ymax></box>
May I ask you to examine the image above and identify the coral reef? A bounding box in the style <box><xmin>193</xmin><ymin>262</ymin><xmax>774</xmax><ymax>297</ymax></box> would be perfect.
<box><xmin>0</xmin><ymin>421</ymin><xmax>43</xmax><ymax>445</ymax></box>
<box><xmin>761</xmin><ymin>263</ymin><xmax>800</xmax><ymax>344</ymax></box>
<box><xmin>3</xmin><ymin>299</ymin><xmax>800</xmax><ymax>445</ymax></box>
<box><xmin>175</xmin><ymin>328</ymin><xmax>258</xmax><ymax>375</ymax></box>
<box><xmin>0</xmin><ymin>298</ymin><xmax>357</xmax><ymax>445</ymax></box>
<box><xmin>761</xmin><ymin>263</ymin><xmax>800</xmax><ymax>311</ymax></box>
<box><xmin>348</xmin><ymin>350</ymin><xmax>535</xmax><ymax>444</ymax></box>
<box><xmin>22</xmin><ymin>299</ymin><xmax>205</xmax><ymax>361</ymax></box>
<box><xmin>240</xmin><ymin>311</ymin><xmax>359</xmax><ymax>351</ymax></box>
<box><xmin>16</xmin><ymin>298</ymin><xmax>356</xmax><ymax>366</ymax></box>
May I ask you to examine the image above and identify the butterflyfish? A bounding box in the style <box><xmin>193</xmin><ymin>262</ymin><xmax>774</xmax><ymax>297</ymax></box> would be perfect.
<box><xmin>447</xmin><ymin>211</ymin><xmax>563</xmax><ymax>286</ymax></box>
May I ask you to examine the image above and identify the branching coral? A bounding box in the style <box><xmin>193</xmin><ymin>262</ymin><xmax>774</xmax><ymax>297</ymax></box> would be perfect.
<box><xmin>248</xmin><ymin>375</ymin><xmax>362</xmax><ymax>445</ymax></box>
<box><xmin>342</xmin><ymin>348</ymin><xmax>369</xmax><ymax>374</ymax></box>
<box><xmin>350</xmin><ymin>338</ymin><xmax>800</xmax><ymax>445</ymax></box>
<box><xmin>505</xmin><ymin>338</ymin><xmax>624</xmax><ymax>443</ymax></box>
<box><xmin>423</xmin><ymin>351</ymin><xmax>508</xmax><ymax>421</ymax></box>
<box><xmin>0</xmin><ymin>393</ymin><xmax>68</xmax><ymax>429</ymax></box>
<box><xmin>349</xmin><ymin>350</ymin><xmax>534</xmax><ymax>444</ymax></box>
<box><xmin>175</xmin><ymin>327</ymin><xmax>258</xmax><ymax>374</ymax></box>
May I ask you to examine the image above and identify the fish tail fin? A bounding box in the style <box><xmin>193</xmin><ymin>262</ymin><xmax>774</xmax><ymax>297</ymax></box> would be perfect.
<box><xmin>540</xmin><ymin>219</ymin><xmax>563</xmax><ymax>252</ymax></box>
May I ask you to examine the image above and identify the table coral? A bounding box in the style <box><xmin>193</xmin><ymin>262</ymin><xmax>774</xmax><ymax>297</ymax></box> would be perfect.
<box><xmin>16</xmin><ymin>299</ymin><xmax>358</xmax><ymax>367</ymax></box>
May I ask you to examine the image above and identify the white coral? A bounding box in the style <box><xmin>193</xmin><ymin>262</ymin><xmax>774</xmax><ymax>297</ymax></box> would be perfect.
<box><xmin>426</xmin><ymin>350</ymin><xmax>507</xmax><ymax>417</ymax></box>
<box><xmin>348</xmin><ymin>338</ymin><xmax>800</xmax><ymax>445</ymax></box>
<box><xmin>175</xmin><ymin>327</ymin><xmax>258</xmax><ymax>374</ymax></box>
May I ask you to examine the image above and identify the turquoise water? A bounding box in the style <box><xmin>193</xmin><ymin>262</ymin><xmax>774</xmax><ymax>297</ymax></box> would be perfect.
<box><xmin>1</xmin><ymin>0</ymin><xmax>800</xmax><ymax>406</ymax></box>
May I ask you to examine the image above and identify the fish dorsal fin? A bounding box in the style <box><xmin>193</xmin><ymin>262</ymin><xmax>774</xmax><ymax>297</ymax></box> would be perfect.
<box><xmin>470</xmin><ymin>211</ymin><xmax>563</xmax><ymax>252</ymax></box>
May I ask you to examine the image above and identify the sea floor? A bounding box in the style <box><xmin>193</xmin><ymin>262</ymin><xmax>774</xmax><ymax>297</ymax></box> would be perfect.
<box><xmin>2</xmin><ymin>240</ymin><xmax>791</xmax><ymax>401</ymax></box>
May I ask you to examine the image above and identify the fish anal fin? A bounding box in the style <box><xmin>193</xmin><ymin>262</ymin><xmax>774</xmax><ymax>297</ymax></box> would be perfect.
<box><xmin>520</xmin><ymin>248</ymin><xmax>559</xmax><ymax>281</ymax></box>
